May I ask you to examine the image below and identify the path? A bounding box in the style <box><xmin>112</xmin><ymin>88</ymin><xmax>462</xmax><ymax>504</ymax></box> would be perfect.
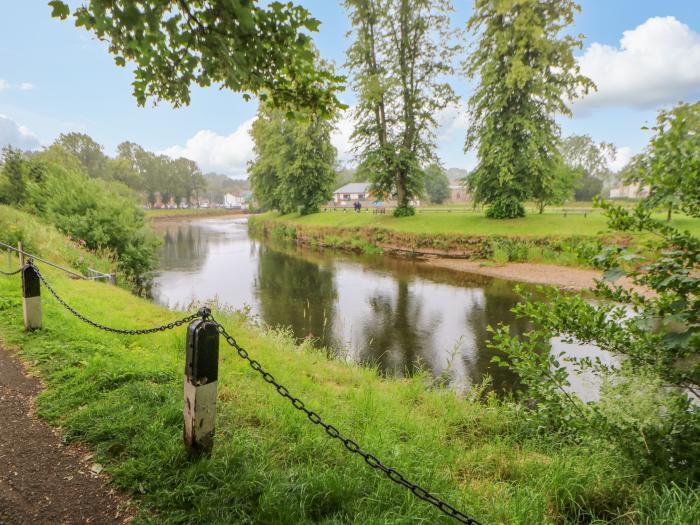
<box><xmin>0</xmin><ymin>345</ymin><xmax>131</xmax><ymax>524</ymax></box>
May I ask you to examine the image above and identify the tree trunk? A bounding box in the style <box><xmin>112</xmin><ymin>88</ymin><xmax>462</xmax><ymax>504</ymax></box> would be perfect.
<box><xmin>396</xmin><ymin>171</ymin><xmax>407</xmax><ymax>208</ymax></box>
<box><xmin>538</xmin><ymin>202</ymin><xmax>545</xmax><ymax>214</ymax></box>
<box><xmin>667</xmin><ymin>205</ymin><xmax>672</xmax><ymax>222</ymax></box>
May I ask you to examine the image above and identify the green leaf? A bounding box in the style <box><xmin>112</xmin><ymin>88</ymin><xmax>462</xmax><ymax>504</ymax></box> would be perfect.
<box><xmin>602</xmin><ymin>267</ymin><xmax>626</xmax><ymax>282</ymax></box>
<box><xmin>48</xmin><ymin>0</ymin><xmax>70</xmax><ymax>19</ymax></box>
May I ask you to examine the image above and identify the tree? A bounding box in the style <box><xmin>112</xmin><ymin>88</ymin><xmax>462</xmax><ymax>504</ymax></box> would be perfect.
<box><xmin>560</xmin><ymin>134</ymin><xmax>617</xmax><ymax>187</ymax></box>
<box><xmin>574</xmin><ymin>171</ymin><xmax>603</xmax><ymax>202</ymax></box>
<box><xmin>464</xmin><ymin>0</ymin><xmax>594</xmax><ymax>218</ymax></box>
<box><xmin>54</xmin><ymin>132</ymin><xmax>108</xmax><ymax>179</ymax></box>
<box><xmin>345</xmin><ymin>0</ymin><xmax>458</xmax><ymax>217</ymax></box>
<box><xmin>49</xmin><ymin>0</ymin><xmax>343</xmax><ymax>115</ymax></box>
<box><xmin>629</xmin><ymin>101</ymin><xmax>700</xmax><ymax>221</ymax></box>
<box><xmin>531</xmin><ymin>160</ymin><xmax>577</xmax><ymax>213</ymax></box>
<box><xmin>423</xmin><ymin>163</ymin><xmax>451</xmax><ymax>204</ymax></box>
<box><xmin>249</xmin><ymin>106</ymin><xmax>337</xmax><ymax>215</ymax></box>
<box><xmin>0</xmin><ymin>147</ymin><xmax>28</xmax><ymax>205</ymax></box>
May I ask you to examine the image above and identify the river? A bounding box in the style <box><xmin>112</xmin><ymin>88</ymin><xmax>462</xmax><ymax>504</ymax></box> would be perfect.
<box><xmin>151</xmin><ymin>216</ymin><xmax>602</xmax><ymax>396</ymax></box>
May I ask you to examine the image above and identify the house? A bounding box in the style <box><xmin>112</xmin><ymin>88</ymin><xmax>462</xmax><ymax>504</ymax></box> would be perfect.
<box><xmin>332</xmin><ymin>182</ymin><xmax>373</xmax><ymax>206</ymax></box>
<box><xmin>609</xmin><ymin>182</ymin><xmax>649</xmax><ymax>199</ymax></box>
<box><xmin>223</xmin><ymin>193</ymin><xmax>243</xmax><ymax>208</ymax></box>
<box><xmin>448</xmin><ymin>179</ymin><xmax>470</xmax><ymax>203</ymax></box>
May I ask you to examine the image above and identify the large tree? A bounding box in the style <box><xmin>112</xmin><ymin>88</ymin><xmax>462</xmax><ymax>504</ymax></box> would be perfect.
<box><xmin>345</xmin><ymin>0</ymin><xmax>458</xmax><ymax>216</ymax></box>
<box><xmin>423</xmin><ymin>163</ymin><xmax>451</xmax><ymax>204</ymax></box>
<box><xmin>629</xmin><ymin>101</ymin><xmax>700</xmax><ymax>221</ymax></box>
<box><xmin>54</xmin><ymin>132</ymin><xmax>108</xmax><ymax>179</ymax></box>
<box><xmin>560</xmin><ymin>134</ymin><xmax>617</xmax><ymax>186</ymax></box>
<box><xmin>464</xmin><ymin>0</ymin><xmax>594</xmax><ymax>218</ymax></box>
<box><xmin>49</xmin><ymin>0</ymin><xmax>343</xmax><ymax>114</ymax></box>
<box><xmin>249</xmin><ymin>107</ymin><xmax>336</xmax><ymax>215</ymax></box>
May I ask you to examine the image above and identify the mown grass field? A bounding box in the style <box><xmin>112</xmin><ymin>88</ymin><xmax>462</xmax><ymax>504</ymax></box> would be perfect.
<box><xmin>272</xmin><ymin>207</ymin><xmax>700</xmax><ymax>238</ymax></box>
<box><xmin>1</xmin><ymin>207</ymin><xmax>699</xmax><ymax>523</ymax></box>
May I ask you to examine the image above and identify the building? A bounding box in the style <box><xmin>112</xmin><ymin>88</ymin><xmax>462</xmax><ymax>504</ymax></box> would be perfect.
<box><xmin>223</xmin><ymin>193</ymin><xmax>243</xmax><ymax>208</ymax></box>
<box><xmin>448</xmin><ymin>179</ymin><xmax>470</xmax><ymax>203</ymax></box>
<box><xmin>332</xmin><ymin>182</ymin><xmax>373</xmax><ymax>206</ymax></box>
<box><xmin>609</xmin><ymin>182</ymin><xmax>649</xmax><ymax>199</ymax></box>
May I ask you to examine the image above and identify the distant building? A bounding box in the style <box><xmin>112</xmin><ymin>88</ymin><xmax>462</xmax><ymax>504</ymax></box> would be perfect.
<box><xmin>332</xmin><ymin>182</ymin><xmax>373</xmax><ymax>206</ymax></box>
<box><xmin>448</xmin><ymin>179</ymin><xmax>470</xmax><ymax>203</ymax></box>
<box><xmin>609</xmin><ymin>182</ymin><xmax>649</xmax><ymax>199</ymax></box>
<box><xmin>223</xmin><ymin>193</ymin><xmax>243</xmax><ymax>208</ymax></box>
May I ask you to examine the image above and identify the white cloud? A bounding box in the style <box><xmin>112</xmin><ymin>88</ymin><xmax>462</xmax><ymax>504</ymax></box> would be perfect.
<box><xmin>0</xmin><ymin>80</ymin><xmax>9</xmax><ymax>91</ymax></box>
<box><xmin>161</xmin><ymin>119</ymin><xmax>256</xmax><ymax>178</ymax></box>
<box><xmin>609</xmin><ymin>146</ymin><xmax>634</xmax><ymax>172</ymax></box>
<box><xmin>19</xmin><ymin>82</ymin><xmax>35</xmax><ymax>91</ymax></box>
<box><xmin>436</xmin><ymin>102</ymin><xmax>469</xmax><ymax>142</ymax></box>
<box><xmin>576</xmin><ymin>16</ymin><xmax>700</xmax><ymax>110</ymax></box>
<box><xmin>0</xmin><ymin>80</ymin><xmax>36</xmax><ymax>91</ymax></box>
<box><xmin>332</xmin><ymin>110</ymin><xmax>355</xmax><ymax>166</ymax></box>
<box><xmin>0</xmin><ymin>115</ymin><xmax>41</xmax><ymax>150</ymax></box>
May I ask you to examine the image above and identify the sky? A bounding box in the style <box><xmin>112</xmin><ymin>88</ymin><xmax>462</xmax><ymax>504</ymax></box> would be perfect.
<box><xmin>1</xmin><ymin>1</ymin><xmax>700</xmax><ymax>179</ymax></box>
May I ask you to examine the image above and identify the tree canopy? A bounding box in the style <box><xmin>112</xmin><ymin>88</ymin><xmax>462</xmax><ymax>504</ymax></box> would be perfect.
<box><xmin>49</xmin><ymin>0</ymin><xmax>344</xmax><ymax>115</ymax></box>
<box><xmin>423</xmin><ymin>164</ymin><xmax>451</xmax><ymax>204</ymax></box>
<box><xmin>345</xmin><ymin>0</ymin><xmax>458</xmax><ymax>216</ymax></box>
<box><xmin>249</xmin><ymin>106</ymin><xmax>337</xmax><ymax>215</ymax></box>
<box><xmin>464</xmin><ymin>0</ymin><xmax>594</xmax><ymax>218</ymax></box>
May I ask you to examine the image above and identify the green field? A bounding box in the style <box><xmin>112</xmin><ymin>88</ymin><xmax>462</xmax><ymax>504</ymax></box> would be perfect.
<box><xmin>2</xmin><ymin>208</ymin><xmax>698</xmax><ymax>523</ymax></box>
<box><xmin>270</xmin><ymin>208</ymin><xmax>700</xmax><ymax>238</ymax></box>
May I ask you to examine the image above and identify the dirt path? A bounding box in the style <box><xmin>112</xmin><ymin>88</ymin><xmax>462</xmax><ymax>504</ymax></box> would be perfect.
<box><xmin>421</xmin><ymin>258</ymin><xmax>622</xmax><ymax>292</ymax></box>
<box><xmin>0</xmin><ymin>345</ymin><xmax>131</xmax><ymax>524</ymax></box>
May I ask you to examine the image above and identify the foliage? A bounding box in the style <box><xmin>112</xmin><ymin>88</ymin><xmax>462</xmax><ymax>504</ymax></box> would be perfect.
<box><xmin>560</xmin><ymin>134</ymin><xmax>617</xmax><ymax>187</ymax></box>
<box><xmin>49</xmin><ymin>0</ymin><xmax>343</xmax><ymax>115</ymax></box>
<box><xmin>249</xmin><ymin>106</ymin><xmax>337</xmax><ymax>215</ymax></box>
<box><xmin>55</xmin><ymin>132</ymin><xmax>108</xmax><ymax>179</ymax></box>
<box><xmin>531</xmin><ymin>160</ymin><xmax>578</xmax><ymax>214</ymax></box>
<box><xmin>490</xmin><ymin>200</ymin><xmax>700</xmax><ymax>482</ymax></box>
<box><xmin>628</xmin><ymin>101</ymin><xmax>700</xmax><ymax>221</ymax></box>
<box><xmin>574</xmin><ymin>171</ymin><xmax>603</xmax><ymax>202</ymax></box>
<box><xmin>0</xmin><ymin>148</ymin><xmax>158</xmax><ymax>292</ymax></box>
<box><xmin>0</xmin><ymin>147</ymin><xmax>28</xmax><ymax>205</ymax></box>
<box><xmin>345</xmin><ymin>0</ymin><xmax>458</xmax><ymax>216</ymax></box>
<box><xmin>484</xmin><ymin>196</ymin><xmax>525</xmax><ymax>219</ymax></box>
<box><xmin>464</xmin><ymin>0</ymin><xmax>594</xmax><ymax>218</ymax></box>
<box><xmin>3</xmin><ymin>260</ymin><xmax>698</xmax><ymax>523</ymax></box>
<box><xmin>423</xmin><ymin>163</ymin><xmax>451</xmax><ymax>204</ymax></box>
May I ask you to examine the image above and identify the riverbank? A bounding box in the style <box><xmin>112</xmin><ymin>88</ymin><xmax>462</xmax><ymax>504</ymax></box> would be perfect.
<box><xmin>1</xmin><ymin>218</ymin><xmax>693</xmax><ymax>522</ymax></box>
<box><xmin>145</xmin><ymin>207</ymin><xmax>248</xmax><ymax>221</ymax></box>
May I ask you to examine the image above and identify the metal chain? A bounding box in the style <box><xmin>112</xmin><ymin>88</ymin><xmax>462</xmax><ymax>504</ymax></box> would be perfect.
<box><xmin>208</xmin><ymin>314</ymin><xmax>482</xmax><ymax>525</ymax></box>
<box><xmin>0</xmin><ymin>267</ymin><xmax>22</xmax><ymax>276</ymax></box>
<box><xmin>31</xmin><ymin>262</ymin><xmax>201</xmax><ymax>335</ymax></box>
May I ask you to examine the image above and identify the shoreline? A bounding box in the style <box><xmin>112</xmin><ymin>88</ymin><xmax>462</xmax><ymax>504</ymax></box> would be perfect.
<box><xmin>420</xmin><ymin>257</ymin><xmax>602</xmax><ymax>291</ymax></box>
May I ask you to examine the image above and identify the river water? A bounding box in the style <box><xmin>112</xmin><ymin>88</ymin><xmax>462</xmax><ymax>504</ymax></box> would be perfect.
<box><xmin>151</xmin><ymin>216</ymin><xmax>601</xmax><ymax>395</ymax></box>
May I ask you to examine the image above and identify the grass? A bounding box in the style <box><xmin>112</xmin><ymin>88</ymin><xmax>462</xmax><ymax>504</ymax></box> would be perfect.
<box><xmin>145</xmin><ymin>208</ymin><xmax>246</xmax><ymax>220</ymax></box>
<box><xmin>270</xmin><ymin>208</ymin><xmax>700</xmax><ymax>238</ymax></box>
<box><xmin>1</xmin><ymin>211</ymin><xmax>698</xmax><ymax>523</ymax></box>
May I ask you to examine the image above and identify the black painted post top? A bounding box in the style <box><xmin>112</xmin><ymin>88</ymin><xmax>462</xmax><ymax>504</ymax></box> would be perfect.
<box><xmin>21</xmin><ymin>264</ymin><xmax>40</xmax><ymax>298</ymax></box>
<box><xmin>186</xmin><ymin>319</ymin><xmax>219</xmax><ymax>385</ymax></box>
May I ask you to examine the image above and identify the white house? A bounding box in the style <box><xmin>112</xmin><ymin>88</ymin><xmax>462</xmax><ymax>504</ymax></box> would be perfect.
<box><xmin>332</xmin><ymin>182</ymin><xmax>373</xmax><ymax>206</ymax></box>
<box><xmin>223</xmin><ymin>193</ymin><xmax>243</xmax><ymax>208</ymax></box>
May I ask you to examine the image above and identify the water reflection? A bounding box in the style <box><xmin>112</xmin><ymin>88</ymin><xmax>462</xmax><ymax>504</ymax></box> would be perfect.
<box><xmin>152</xmin><ymin>218</ymin><xmax>547</xmax><ymax>392</ymax></box>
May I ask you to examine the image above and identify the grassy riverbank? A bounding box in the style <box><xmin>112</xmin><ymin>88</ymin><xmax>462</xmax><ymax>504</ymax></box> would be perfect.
<box><xmin>1</xmin><ymin>214</ymin><xmax>699</xmax><ymax>523</ymax></box>
<box><xmin>250</xmin><ymin>210</ymin><xmax>700</xmax><ymax>268</ymax></box>
<box><xmin>145</xmin><ymin>208</ymin><xmax>247</xmax><ymax>221</ymax></box>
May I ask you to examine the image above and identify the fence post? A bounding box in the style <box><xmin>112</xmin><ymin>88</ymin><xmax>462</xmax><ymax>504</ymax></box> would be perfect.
<box><xmin>21</xmin><ymin>264</ymin><xmax>42</xmax><ymax>331</ymax></box>
<box><xmin>184</xmin><ymin>314</ymin><xmax>219</xmax><ymax>456</ymax></box>
<box><xmin>18</xmin><ymin>241</ymin><xmax>25</xmax><ymax>266</ymax></box>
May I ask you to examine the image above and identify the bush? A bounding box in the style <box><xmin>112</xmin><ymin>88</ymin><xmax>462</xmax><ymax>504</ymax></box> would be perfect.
<box><xmin>486</xmin><ymin>196</ymin><xmax>525</xmax><ymax>219</ymax></box>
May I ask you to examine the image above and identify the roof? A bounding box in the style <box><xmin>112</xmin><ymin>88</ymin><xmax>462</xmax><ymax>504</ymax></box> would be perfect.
<box><xmin>333</xmin><ymin>182</ymin><xmax>371</xmax><ymax>194</ymax></box>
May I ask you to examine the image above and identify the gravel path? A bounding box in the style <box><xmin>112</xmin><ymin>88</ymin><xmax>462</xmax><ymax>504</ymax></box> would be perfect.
<box><xmin>0</xmin><ymin>345</ymin><xmax>132</xmax><ymax>524</ymax></box>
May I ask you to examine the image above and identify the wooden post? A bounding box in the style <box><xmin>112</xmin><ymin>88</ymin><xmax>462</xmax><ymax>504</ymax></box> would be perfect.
<box><xmin>21</xmin><ymin>264</ymin><xmax>42</xmax><ymax>331</ymax></box>
<box><xmin>18</xmin><ymin>241</ymin><xmax>25</xmax><ymax>266</ymax></box>
<box><xmin>184</xmin><ymin>318</ymin><xmax>219</xmax><ymax>456</ymax></box>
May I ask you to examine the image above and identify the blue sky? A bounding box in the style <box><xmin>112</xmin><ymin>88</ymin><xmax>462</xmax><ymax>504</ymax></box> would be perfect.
<box><xmin>2</xmin><ymin>1</ymin><xmax>700</xmax><ymax>178</ymax></box>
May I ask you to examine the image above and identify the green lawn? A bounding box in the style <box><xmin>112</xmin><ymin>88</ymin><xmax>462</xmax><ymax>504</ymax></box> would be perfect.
<box><xmin>145</xmin><ymin>207</ymin><xmax>245</xmax><ymax>220</ymax></box>
<box><xmin>271</xmin><ymin>208</ymin><xmax>700</xmax><ymax>238</ymax></box>
<box><xmin>2</xmin><ymin>220</ymin><xmax>697</xmax><ymax>523</ymax></box>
